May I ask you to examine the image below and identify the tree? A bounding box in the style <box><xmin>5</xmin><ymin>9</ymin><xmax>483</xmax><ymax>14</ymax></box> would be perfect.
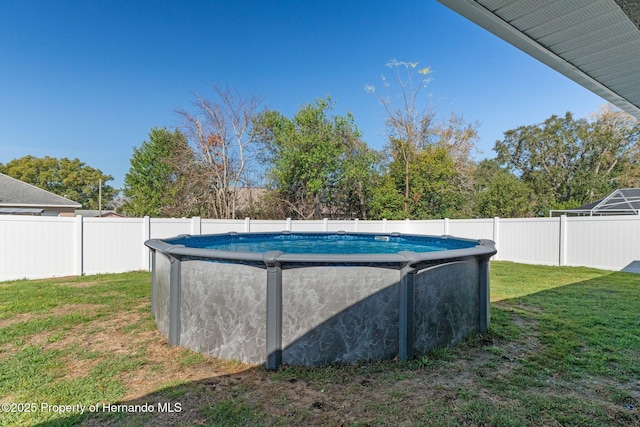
<box><xmin>495</xmin><ymin>106</ymin><xmax>640</xmax><ymax>212</ymax></box>
<box><xmin>177</xmin><ymin>85</ymin><xmax>263</xmax><ymax>219</ymax></box>
<box><xmin>369</xmin><ymin>145</ymin><xmax>464</xmax><ymax>220</ymax></box>
<box><xmin>252</xmin><ymin>97</ymin><xmax>377</xmax><ymax>219</ymax></box>
<box><xmin>0</xmin><ymin>155</ymin><xmax>116</xmax><ymax>209</ymax></box>
<box><xmin>366</xmin><ymin>59</ymin><xmax>434</xmax><ymax>215</ymax></box>
<box><xmin>334</xmin><ymin>136</ymin><xmax>381</xmax><ymax>219</ymax></box>
<box><xmin>367</xmin><ymin>61</ymin><xmax>479</xmax><ymax>219</ymax></box>
<box><xmin>397</xmin><ymin>145</ymin><xmax>461</xmax><ymax>219</ymax></box>
<box><xmin>429</xmin><ymin>112</ymin><xmax>480</xmax><ymax>217</ymax></box>
<box><xmin>122</xmin><ymin>127</ymin><xmax>195</xmax><ymax>217</ymax></box>
<box><xmin>369</xmin><ymin>175</ymin><xmax>405</xmax><ymax>220</ymax></box>
<box><xmin>473</xmin><ymin>160</ymin><xmax>533</xmax><ymax>218</ymax></box>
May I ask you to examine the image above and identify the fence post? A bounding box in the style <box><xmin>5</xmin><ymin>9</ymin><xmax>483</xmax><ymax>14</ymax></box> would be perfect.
<box><xmin>244</xmin><ymin>217</ymin><xmax>251</xmax><ymax>232</ymax></box>
<box><xmin>191</xmin><ymin>216</ymin><xmax>201</xmax><ymax>235</ymax></box>
<box><xmin>323</xmin><ymin>218</ymin><xmax>329</xmax><ymax>231</ymax></box>
<box><xmin>559</xmin><ymin>215</ymin><xmax>567</xmax><ymax>266</ymax></box>
<box><xmin>444</xmin><ymin>218</ymin><xmax>449</xmax><ymax>235</ymax></box>
<box><xmin>382</xmin><ymin>218</ymin><xmax>387</xmax><ymax>233</ymax></box>
<box><xmin>286</xmin><ymin>218</ymin><xmax>292</xmax><ymax>231</ymax></box>
<box><xmin>74</xmin><ymin>215</ymin><xmax>83</xmax><ymax>276</ymax></box>
<box><xmin>353</xmin><ymin>218</ymin><xmax>359</xmax><ymax>232</ymax></box>
<box><xmin>143</xmin><ymin>216</ymin><xmax>151</xmax><ymax>271</ymax></box>
<box><xmin>493</xmin><ymin>217</ymin><xmax>500</xmax><ymax>261</ymax></box>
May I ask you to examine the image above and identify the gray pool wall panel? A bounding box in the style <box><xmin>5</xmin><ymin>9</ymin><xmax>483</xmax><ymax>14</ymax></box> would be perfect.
<box><xmin>281</xmin><ymin>266</ymin><xmax>400</xmax><ymax>365</ymax></box>
<box><xmin>180</xmin><ymin>262</ymin><xmax>266</xmax><ymax>363</ymax></box>
<box><xmin>414</xmin><ymin>260</ymin><xmax>480</xmax><ymax>354</ymax></box>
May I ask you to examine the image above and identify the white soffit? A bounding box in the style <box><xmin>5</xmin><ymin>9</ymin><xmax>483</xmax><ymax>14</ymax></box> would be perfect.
<box><xmin>438</xmin><ymin>0</ymin><xmax>640</xmax><ymax>119</ymax></box>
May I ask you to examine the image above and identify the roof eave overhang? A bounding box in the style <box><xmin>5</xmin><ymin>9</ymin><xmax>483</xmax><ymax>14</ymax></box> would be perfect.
<box><xmin>437</xmin><ymin>0</ymin><xmax>640</xmax><ymax>120</ymax></box>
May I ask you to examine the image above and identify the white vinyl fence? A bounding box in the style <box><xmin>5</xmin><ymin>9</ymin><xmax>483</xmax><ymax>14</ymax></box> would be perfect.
<box><xmin>1</xmin><ymin>215</ymin><xmax>639</xmax><ymax>281</ymax></box>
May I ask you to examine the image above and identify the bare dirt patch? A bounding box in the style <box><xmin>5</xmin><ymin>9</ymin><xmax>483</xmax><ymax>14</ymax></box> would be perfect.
<box><xmin>0</xmin><ymin>312</ymin><xmax>36</xmax><ymax>329</ymax></box>
<box><xmin>51</xmin><ymin>303</ymin><xmax>106</xmax><ymax>317</ymax></box>
<box><xmin>46</xmin><ymin>309</ymin><xmax>148</xmax><ymax>354</ymax></box>
<box><xmin>60</xmin><ymin>281</ymin><xmax>101</xmax><ymax>288</ymax></box>
<box><xmin>0</xmin><ymin>304</ymin><xmax>105</xmax><ymax>330</ymax></box>
<box><xmin>17</xmin><ymin>304</ymin><xmax>246</xmax><ymax>400</ymax></box>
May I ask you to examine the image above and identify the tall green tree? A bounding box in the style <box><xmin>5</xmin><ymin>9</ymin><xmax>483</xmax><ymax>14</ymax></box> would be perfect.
<box><xmin>495</xmin><ymin>106</ymin><xmax>640</xmax><ymax>212</ymax></box>
<box><xmin>252</xmin><ymin>97</ymin><xmax>377</xmax><ymax>219</ymax></box>
<box><xmin>473</xmin><ymin>160</ymin><xmax>533</xmax><ymax>218</ymax></box>
<box><xmin>369</xmin><ymin>175</ymin><xmax>405</xmax><ymax>220</ymax></box>
<box><xmin>370</xmin><ymin>146</ymin><xmax>463</xmax><ymax>220</ymax></box>
<box><xmin>395</xmin><ymin>145</ymin><xmax>461</xmax><ymax>219</ymax></box>
<box><xmin>0</xmin><ymin>155</ymin><xmax>115</xmax><ymax>209</ymax></box>
<box><xmin>122</xmin><ymin>127</ymin><xmax>195</xmax><ymax>217</ymax></box>
<box><xmin>335</xmin><ymin>136</ymin><xmax>380</xmax><ymax>219</ymax></box>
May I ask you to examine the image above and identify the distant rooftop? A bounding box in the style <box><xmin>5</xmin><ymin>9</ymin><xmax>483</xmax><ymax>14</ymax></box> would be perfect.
<box><xmin>0</xmin><ymin>172</ymin><xmax>81</xmax><ymax>208</ymax></box>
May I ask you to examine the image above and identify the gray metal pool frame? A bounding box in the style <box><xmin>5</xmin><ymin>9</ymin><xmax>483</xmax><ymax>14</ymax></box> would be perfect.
<box><xmin>145</xmin><ymin>231</ymin><xmax>497</xmax><ymax>370</ymax></box>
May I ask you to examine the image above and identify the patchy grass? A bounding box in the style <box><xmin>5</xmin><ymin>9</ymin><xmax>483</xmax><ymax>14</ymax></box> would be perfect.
<box><xmin>0</xmin><ymin>264</ymin><xmax>638</xmax><ymax>426</ymax></box>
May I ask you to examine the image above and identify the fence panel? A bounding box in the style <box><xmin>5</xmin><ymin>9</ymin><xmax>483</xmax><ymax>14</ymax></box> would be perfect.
<box><xmin>326</xmin><ymin>220</ymin><xmax>357</xmax><ymax>232</ymax></box>
<box><xmin>354</xmin><ymin>220</ymin><xmax>386</xmax><ymax>233</ymax></box>
<box><xmin>247</xmin><ymin>220</ymin><xmax>289</xmax><ymax>232</ymax></box>
<box><xmin>394</xmin><ymin>219</ymin><xmax>443</xmax><ymax>235</ymax></box>
<box><xmin>566</xmin><ymin>216</ymin><xmax>640</xmax><ymax>270</ymax></box>
<box><xmin>448</xmin><ymin>219</ymin><xmax>495</xmax><ymax>241</ymax></box>
<box><xmin>0</xmin><ymin>216</ymin><xmax>77</xmax><ymax>280</ymax></box>
<box><xmin>150</xmin><ymin>218</ymin><xmax>192</xmax><ymax>238</ymax></box>
<box><xmin>83</xmin><ymin>217</ymin><xmax>145</xmax><ymax>275</ymax></box>
<box><xmin>384</xmin><ymin>220</ymin><xmax>420</xmax><ymax>234</ymax></box>
<box><xmin>291</xmin><ymin>220</ymin><xmax>325</xmax><ymax>232</ymax></box>
<box><xmin>497</xmin><ymin>218</ymin><xmax>560</xmax><ymax>265</ymax></box>
<box><xmin>201</xmin><ymin>219</ymin><xmax>245</xmax><ymax>234</ymax></box>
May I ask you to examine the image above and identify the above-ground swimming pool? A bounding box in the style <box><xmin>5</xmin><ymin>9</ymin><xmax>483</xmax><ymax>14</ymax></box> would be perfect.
<box><xmin>145</xmin><ymin>231</ymin><xmax>496</xmax><ymax>369</ymax></box>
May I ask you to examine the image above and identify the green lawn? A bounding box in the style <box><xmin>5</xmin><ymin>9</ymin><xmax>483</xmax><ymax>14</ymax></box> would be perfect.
<box><xmin>0</xmin><ymin>263</ymin><xmax>638</xmax><ymax>426</ymax></box>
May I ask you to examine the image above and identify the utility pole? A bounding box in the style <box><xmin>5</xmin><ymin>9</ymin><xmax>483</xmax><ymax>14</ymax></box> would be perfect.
<box><xmin>99</xmin><ymin>178</ymin><xmax>102</xmax><ymax>217</ymax></box>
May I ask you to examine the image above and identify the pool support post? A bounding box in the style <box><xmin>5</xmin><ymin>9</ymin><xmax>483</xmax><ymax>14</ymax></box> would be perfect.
<box><xmin>150</xmin><ymin>249</ymin><xmax>156</xmax><ymax>317</ymax></box>
<box><xmin>265</xmin><ymin>251</ymin><xmax>284</xmax><ymax>370</ymax></box>
<box><xmin>398</xmin><ymin>265</ymin><xmax>416</xmax><ymax>361</ymax></box>
<box><xmin>169</xmin><ymin>255</ymin><xmax>182</xmax><ymax>346</ymax></box>
<box><xmin>478</xmin><ymin>241</ymin><xmax>493</xmax><ymax>333</ymax></box>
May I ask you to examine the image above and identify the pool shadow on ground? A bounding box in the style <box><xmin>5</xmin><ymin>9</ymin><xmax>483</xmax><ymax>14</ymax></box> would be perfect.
<box><xmin>33</xmin><ymin>270</ymin><xmax>640</xmax><ymax>426</ymax></box>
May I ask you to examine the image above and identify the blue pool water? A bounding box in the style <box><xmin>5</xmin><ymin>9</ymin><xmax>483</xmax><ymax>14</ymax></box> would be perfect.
<box><xmin>168</xmin><ymin>233</ymin><xmax>477</xmax><ymax>255</ymax></box>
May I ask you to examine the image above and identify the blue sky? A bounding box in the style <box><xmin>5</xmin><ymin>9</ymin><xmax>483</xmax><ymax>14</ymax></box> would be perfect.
<box><xmin>1</xmin><ymin>0</ymin><xmax>606</xmax><ymax>189</ymax></box>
